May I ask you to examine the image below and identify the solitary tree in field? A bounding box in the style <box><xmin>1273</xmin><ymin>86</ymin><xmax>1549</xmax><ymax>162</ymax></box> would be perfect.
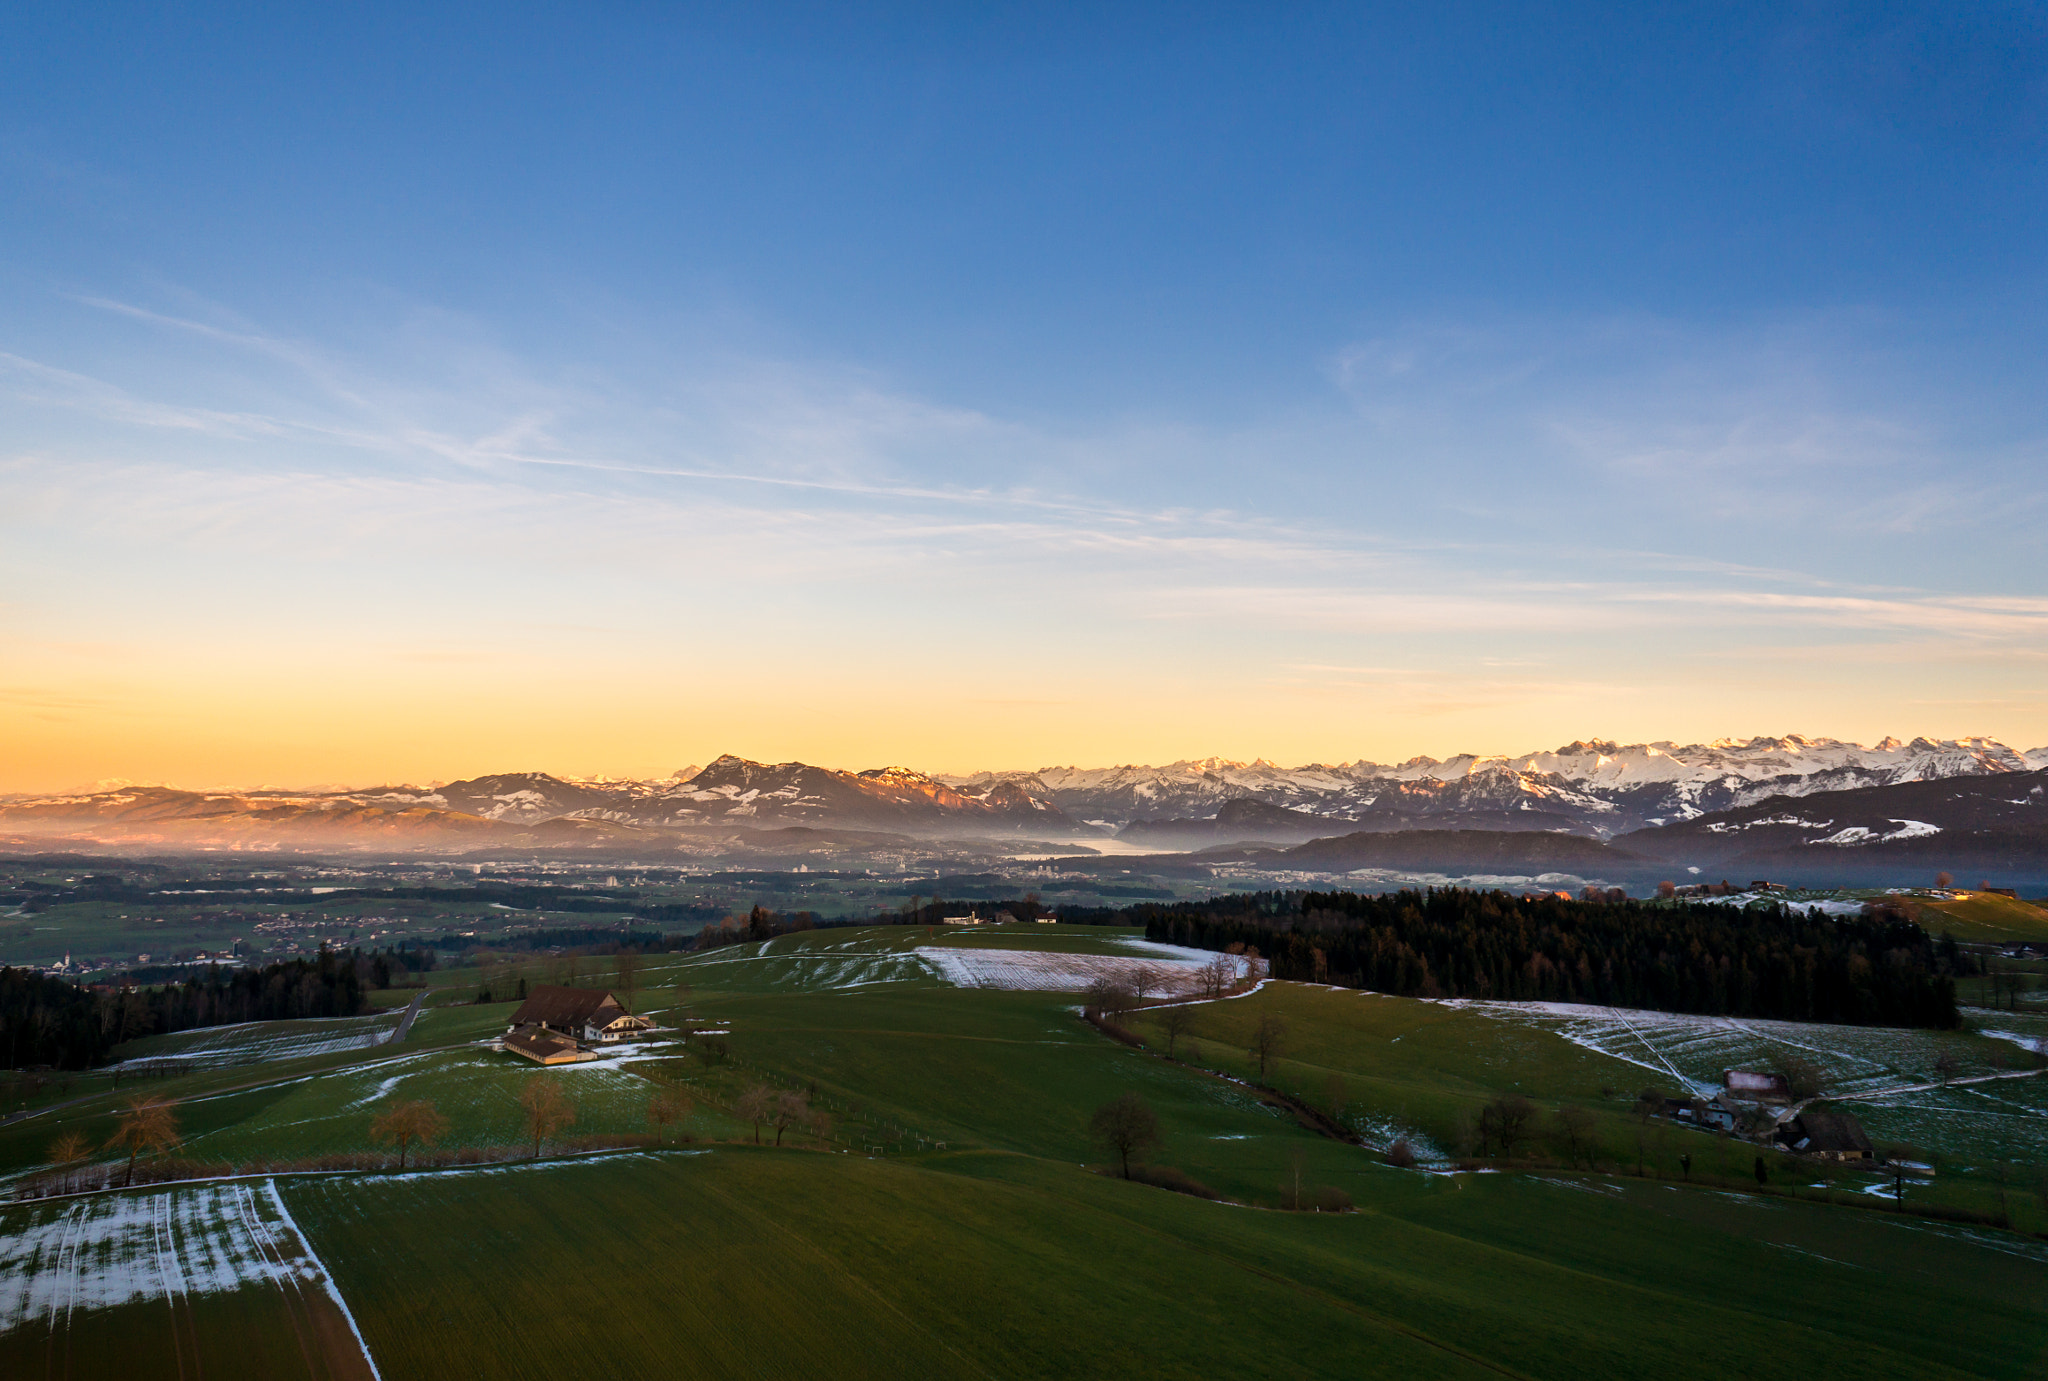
<box><xmin>106</xmin><ymin>1095</ymin><xmax>180</xmax><ymax>1186</ymax></box>
<box><xmin>1089</xmin><ymin>1091</ymin><xmax>1160</xmax><ymax>1179</ymax></box>
<box><xmin>370</xmin><ymin>1098</ymin><xmax>451</xmax><ymax>1171</ymax></box>
<box><xmin>1935</xmin><ymin>871</ymin><xmax>1954</xmax><ymax>889</ymax></box>
<box><xmin>734</xmin><ymin>1084</ymin><xmax>775</xmax><ymax>1144</ymax></box>
<box><xmin>770</xmin><ymin>1089</ymin><xmax>811</xmax><ymax>1146</ymax></box>
<box><xmin>614</xmin><ymin>951</ymin><xmax>641</xmax><ymax>1011</ymax></box>
<box><xmin>1483</xmin><ymin>1095</ymin><xmax>1536</xmax><ymax>1157</ymax></box>
<box><xmin>647</xmin><ymin>1080</ymin><xmax>693</xmax><ymax>1142</ymax></box>
<box><xmin>1553</xmin><ymin>1105</ymin><xmax>1596</xmax><ymax>1168</ymax></box>
<box><xmin>1324</xmin><ymin>1073</ymin><xmax>1350</xmax><ymax>1126</ymax></box>
<box><xmin>1771</xmin><ymin>1054</ymin><xmax>1826</xmax><ymax>1103</ymax></box>
<box><xmin>520</xmin><ymin>1080</ymin><xmax>576</xmax><ymax>1160</ymax></box>
<box><xmin>1158</xmin><ymin>1004</ymin><xmax>1194</xmax><ymax>1059</ymax></box>
<box><xmin>1248</xmin><ymin>1014</ymin><xmax>1287</xmax><ymax>1082</ymax></box>
<box><xmin>48</xmin><ymin>1131</ymin><xmax>90</xmax><ymax>1191</ymax></box>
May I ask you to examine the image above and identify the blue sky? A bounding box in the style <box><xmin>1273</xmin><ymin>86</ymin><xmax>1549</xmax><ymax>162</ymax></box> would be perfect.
<box><xmin>3</xmin><ymin>3</ymin><xmax>2046</xmax><ymax>788</ymax></box>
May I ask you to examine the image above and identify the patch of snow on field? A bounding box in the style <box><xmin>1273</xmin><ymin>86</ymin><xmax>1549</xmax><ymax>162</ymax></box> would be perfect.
<box><xmin>1443</xmin><ymin>998</ymin><xmax>1940</xmax><ymax>1099</ymax></box>
<box><xmin>115</xmin><ymin>1014</ymin><xmax>401</xmax><ymax>1071</ymax></box>
<box><xmin>1983</xmin><ymin>1029</ymin><xmax>2045</xmax><ymax>1056</ymax></box>
<box><xmin>0</xmin><ymin>1181</ymin><xmax>345</xmax><ymax>1332</ymax></box>
<box><xmin>1110</xmin><ymin>938</ymin><xmax>1233</xmax><ymax>965</ymax></box>
<box><xmin>915</xmin><ymin>946</ymin><xmax>1242</xmax><ymax>992</ymax></box>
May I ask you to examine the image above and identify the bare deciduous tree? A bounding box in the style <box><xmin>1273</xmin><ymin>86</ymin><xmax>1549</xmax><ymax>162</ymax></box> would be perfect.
<box><xmin>106</xmin><ymin>1095</ymin><xmax>180</xmax><ymax>1186</ymax></box>
<box><xmin>520</xmin><ymin>1079</ymin><xmax>575</xmax><ymax>1159</ymax></box>
<box><xmin>1197</xmin><ymin>955</ymin><xmax>1236</xmax><ymax>1001</ymax></box>
<box><xmin>1553</xmin><ymin>1105</ymin><xmax>1596</xmax><ymax>1168</ymax></box>
<box><xmin>1477</xmin><ymin>1094</ymin><xmax>1537</xmax><ymax>1157</ymax></box>
<box><xmin>614</xmin><ymin>951</ymin><xmax>642</xmax><ymax>1011</ymax></box>
<box><xmin>734</xmin><ymin>1084</ymin><xmax>775</xmax><ymax>1144</ymax></box>
<box><xmin>1248</xmin><ymin>1014</ymin><xmax>1287</xmax><ymax>1082</ymax></box>
<box><xmin>1323</xmin><ymin>1073</ymin><xmax>1349</xmax><ymax>1125</ymax></box>
<box><xmin>48</xmin><ymin>1132</ymin><xmax>90</xmax><ymax>1191</ymax></box>
<box><xmin>1771</xmin><ymin>1054</ymin><xmax>1826</xmax><ymax>1103</ymax></box>
<box><xmin>1084</xmin><ymin>975</ymin><xmax>1137</xmax><ymax>1020</ymax></box>
<box><xmin>1158</xmin><ymin>1004</ymin><xmax>1194</xmax><ymax>1058</ymax></box>
<box><xmin>770</xmin><ymin>1088</ymin><xmax>811</xmax><ymax>1146</ymax></box>
<box><xmin>1089</xmin><ymin>1091</ymin><xmax>1161</xmax><ymax>1179</ymax></box>
<box><xmin>370</xmin><ymin>1098</ymin><xmax>451</xmax><ymax>1171</ymax></box>
<box><xmin>1128</xmin><ymin>964</ymin><xmax>1163</xmax><ymax>1003</ymax></box>
<box><xmin>647</xmin><ymin>1080</ymin><xmax>693</xmax><ymax>1142</ymax></box>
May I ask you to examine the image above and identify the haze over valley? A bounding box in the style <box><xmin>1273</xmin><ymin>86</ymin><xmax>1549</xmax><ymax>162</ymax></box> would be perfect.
<box><xmin>5</xmin><ymin>8</ymin><xmax>2046</xmax><ymax>1380</ymax></box>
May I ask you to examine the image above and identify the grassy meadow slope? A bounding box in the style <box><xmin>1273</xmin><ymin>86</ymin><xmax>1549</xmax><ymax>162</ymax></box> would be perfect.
<box><xmin>1</xmin><ymin>922</ymin><xmax>2044</xmax><ymax>1380</ymax></box>
<box><xmin>286</xmin><ymin>1148</ymin><xmax>2048</xmax><ymax>1381</ymax></box>
<box><xmin>1914</xmin><ymin>891</ymin><xmax>2048</xmax><ymax>943</ymax></box>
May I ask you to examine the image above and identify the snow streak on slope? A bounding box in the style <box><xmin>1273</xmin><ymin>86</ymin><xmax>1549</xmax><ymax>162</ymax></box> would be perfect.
<box><xmin>915</xmin><ymin>946</ymin><xmax>1246</xmax><ymax>993</ymax></box>
<box><xmin>114</xmin><ymin>1014</ymin><xmax>405</xmax><ymax>1071</ymax></box>
<box><xmin>0</xmin><ymin>1180</ymin><xmax>363</xmax><ymax>1339</ymax></box>
<box><xmin>1444</xmin><ymin>998</ymin><xmax>2019</xmax><ymax>1104</ymax></box>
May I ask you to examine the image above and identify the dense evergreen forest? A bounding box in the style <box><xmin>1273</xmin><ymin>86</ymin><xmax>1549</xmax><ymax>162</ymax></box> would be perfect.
<box><xmin>0</xmin><ymin>948</ymin><xmax>381</xmax><ymax>1070</ymax></box>
<box><xmin>1131</xmin><ymin>889</ymin><xmax>1965</xmax><ymax>1028</ymax></box>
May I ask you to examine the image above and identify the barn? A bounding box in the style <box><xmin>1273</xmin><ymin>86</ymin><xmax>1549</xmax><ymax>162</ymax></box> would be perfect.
<box><xmin>1776</xmin><ymin>1111</ymin><xmax>1875</xmax><ymax>1162</ymax></box>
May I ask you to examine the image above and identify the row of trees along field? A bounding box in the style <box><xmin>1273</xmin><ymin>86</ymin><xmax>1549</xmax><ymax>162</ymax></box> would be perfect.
<box><xmin>1126</xmin><ymin>889</ymin><xmax>1967</xmax><ymax>1028</ymax></box>
<box><xmin>0</xmin><ymin>946</ymin><xmax>395</xmax><ymax>1069</ymax></box>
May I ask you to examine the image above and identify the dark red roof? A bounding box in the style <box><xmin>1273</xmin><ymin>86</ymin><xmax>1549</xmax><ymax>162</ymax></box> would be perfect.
<box><xmin>510</xmin><ymin>985</ymin><xmax>624</xmax><ymax>1029</ymax></box>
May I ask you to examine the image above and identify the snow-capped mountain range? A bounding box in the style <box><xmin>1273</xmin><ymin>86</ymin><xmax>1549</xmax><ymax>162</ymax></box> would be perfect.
<box><xmin>4</xmin><ymin>737</ymin><xmax>2041</xmax><ymax>851</ymax></box>
<box><xmin>967</xmin><ymin>736</ymin><xmax>2046</xmax><ymax>839</ymax></box>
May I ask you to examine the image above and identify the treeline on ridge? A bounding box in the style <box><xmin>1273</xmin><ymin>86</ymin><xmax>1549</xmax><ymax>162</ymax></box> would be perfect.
<box><xmin>1125</xmin><ymin>889</ymin><xmax>1966</xmax><ymax>1028</ymax></box>
<box><xmin>0</xmin><ymin>948</ymin><xmax>394</xmax><ymax>1070</ymax></box>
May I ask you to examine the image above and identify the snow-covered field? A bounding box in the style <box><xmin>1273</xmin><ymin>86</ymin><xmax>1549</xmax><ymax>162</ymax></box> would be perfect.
<box><xmin>115</xmin><ymin>1013</ymin><xmax>405</xmax><ymax>1071</ymax></box>
<box><xmin>670</xmin><ymin>935</ymin><xmax>937</xmax><ymax>991</ymax></box>
<box><xmin>1446</xmin><ymin>998</ymin><xmax>1961</xmax><ymax>1097</ymax></box>
<box><xmin>0</xmin><ymin>1180</ymin><xmax>360</xmax><ymax>1338</ymax></box>
<box><xmin>1445</xmin><ymin>996</ymin><xmax>2048</xmax><ymax>1160</ymax></box>
<box><xmin>914</xmin><ymin>944</ymin><xmax>1244</xmax><ymax>993</ymax></box>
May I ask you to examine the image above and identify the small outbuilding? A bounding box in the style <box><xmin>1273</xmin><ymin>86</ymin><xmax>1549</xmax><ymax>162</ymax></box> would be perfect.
<box><xmin>1776</xmin><ymin>1111</ymin><xmax>1874</xmax><ymax>1162</ymax></box>
<box><xmin>1723</xmin><ymin>1070</ymin><xmax>1790</xmax><ymax>1102</ymax></box>
<box><xmin>502</xmin><ymin>1025</ymin><xmax>591</xmax><ymax>1065</ymax></box>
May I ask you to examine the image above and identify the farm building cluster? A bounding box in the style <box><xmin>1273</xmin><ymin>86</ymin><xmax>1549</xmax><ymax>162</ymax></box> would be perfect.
<box><xmin>496</xmin><ymin>985</ymin><xmax>655</xmax><ymax>1064</ymax></box>
<box><xmin>1653</xmin><ymin>1069</ymin><xmax>1875</xmax><ymax>1162</ymax></box>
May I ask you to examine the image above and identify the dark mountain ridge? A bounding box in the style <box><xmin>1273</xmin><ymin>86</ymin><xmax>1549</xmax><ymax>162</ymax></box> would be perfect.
<box><xmin>1620</xmin><ymin>769</ymin><xmax>2048</xmax><ymax>887</ymax></box>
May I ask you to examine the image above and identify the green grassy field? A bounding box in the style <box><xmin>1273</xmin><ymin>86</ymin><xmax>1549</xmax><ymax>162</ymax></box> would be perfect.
<box><xmin>1916</xmin><ymin>892</ymin><xmax>2048</xmax><ymax>943</ymax></box>
<box><xmin>281</xmin><ymin>1148</ymin><xmax>2048</xmax><ymax>1381</ymax></box>
<box><xmin>4</xmin><ymin>923</ymin><xmax>2047</xmax><ymax>1379</ymax></box>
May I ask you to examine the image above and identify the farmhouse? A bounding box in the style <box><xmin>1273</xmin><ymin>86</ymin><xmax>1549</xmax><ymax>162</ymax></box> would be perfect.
<box><xmin>508</xmin><ymin>985</ymin><xmax>655</xmax><ymax>1044</ymax></box>
<box><xmin>1776</xmin><ymin>1111</ymin><xmax>1875</xmax><ymax>1162</ymax></box>
<box><xmin>1657</xmin><ymin>1095</ymin><xmax>1736</xmax><ymax>1131</ymax></box>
